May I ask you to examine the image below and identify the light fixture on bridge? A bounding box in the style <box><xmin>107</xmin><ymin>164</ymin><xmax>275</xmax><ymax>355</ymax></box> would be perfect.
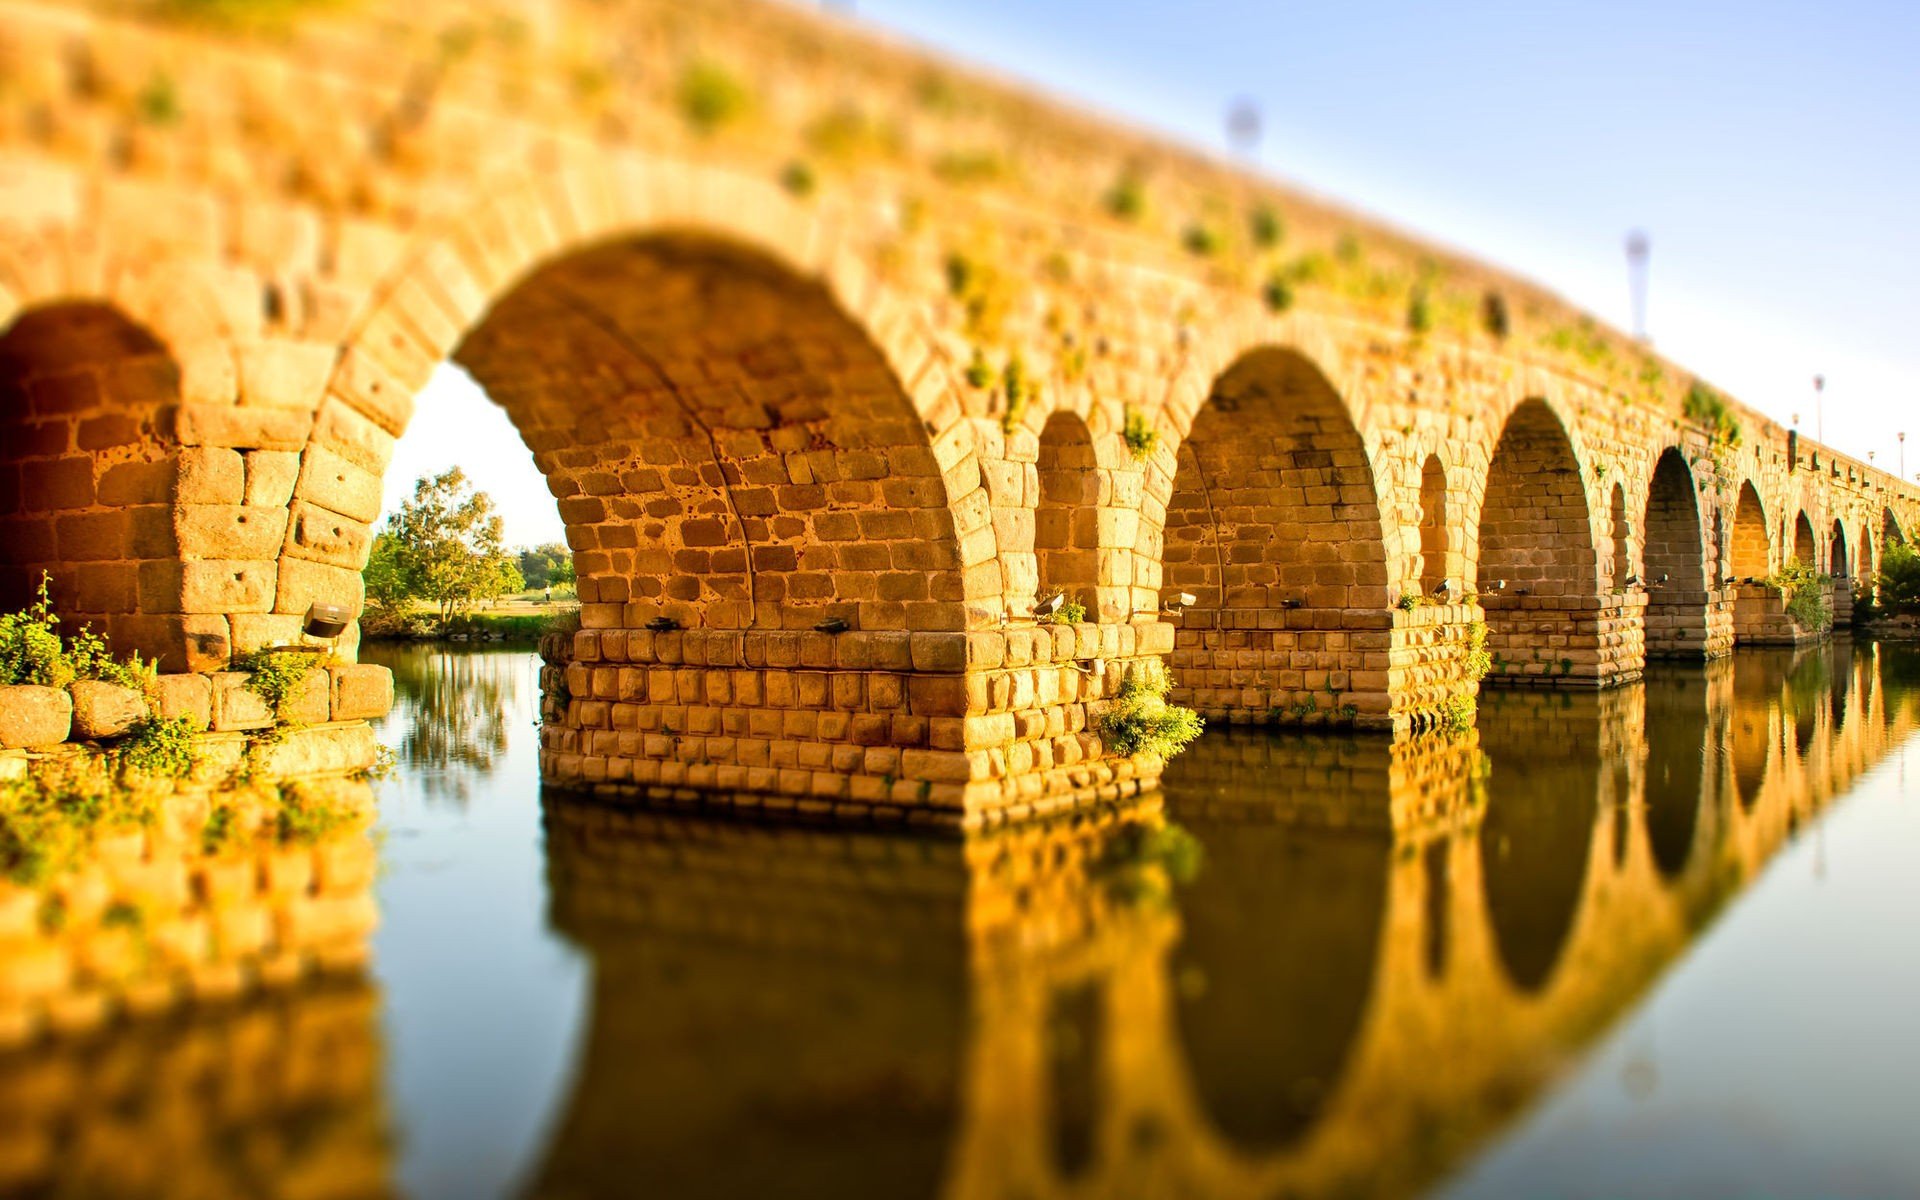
<box><xmin>1484</xmin><ymin>579</ymin><xmax>1507</xmax><ymax>591</ymax></box>
<box><xmin>1036</xmin><ymin>591</ymin><xmax>1065</xmax><ymax>618</ymax></box>
<box><xmin>1625</xmin><ymin>574</ymin><xmax>1640</xmax><ymax>587</ymax></box>
<box><xmin>645</xmin><ymin>616</ymin><xmax>681</xmax><ymax>633</ymax></box>
<box><xmin>1161</xmin><ymin>591</ymin><xmax>1197</xmax><ymax>615</ymax></box>
<box><xmin>813</xmin><ymin>616</ymin><xmax>850</xmax><ymax>635</ymax></box>
<box><xmin>1065</xmin><ymin>658</ymin><xmax>1104</xmax><ymax>676</ymax></box>
<box><xmin>1514</xmin><ymin>587</ymin><xmax>1532</xmax><ymax>596</ymax></box>
<box><xmin>1281</xmin><ymin>596</ymin><xmax>1305</xmax><ymax>610</ymax></box>
<box><xmin>1431</xmin><ymin>579</ymin><xmax>1452</xmax><ymax>601</ymax></box>
<box><xmin>303</xmin><ymin>602</ymin><xmax>352</xmax><ymax>656</ymax></box>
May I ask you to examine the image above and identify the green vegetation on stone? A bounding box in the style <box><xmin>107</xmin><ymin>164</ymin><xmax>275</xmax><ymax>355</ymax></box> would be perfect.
<box><xmin>1</xmin><ymin>573</ymin><xmax>154</xmax><ymax>690</ymax></box>
<box><xmin>1768</xmin><ymin>559</ymin><xmax>1833</xmax><ymax>632</ymax></box>
<box><xmin>1879</xmin><ymin>543</ymin><xmax>1920</xmax><ymax>614</ymax></box>
<box><xmin>678</xmin><ymin>61</ymin><xmax>748</xmax><ymax>133</ymax></box>
<box><xmin>1123</xmin><ymin>409</ymin><xmax>1158</xmax><ymax>460</ymax></box>
<box><xmin>1099</xmin><ymin>668</ymin><xmax>1203</xmax><ymax>761</ymax></box>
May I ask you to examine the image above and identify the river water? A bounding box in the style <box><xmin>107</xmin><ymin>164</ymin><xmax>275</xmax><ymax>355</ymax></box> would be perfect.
<box><xmin>9</xmin><ymin>641</ymin><xmax>1920</xmax><ymax>1198</ymax></box>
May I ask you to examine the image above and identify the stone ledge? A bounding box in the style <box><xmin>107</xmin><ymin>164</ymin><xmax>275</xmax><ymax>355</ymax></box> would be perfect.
<box><xmin>0</xmin><ymin>665</ymin><xmax>392</xmax><ymax>751</ymax></box>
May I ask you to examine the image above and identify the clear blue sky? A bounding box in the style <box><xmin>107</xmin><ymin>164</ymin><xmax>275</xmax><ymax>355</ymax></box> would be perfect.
<box><xmin>393</xmin><ymin>0</ymin><xmax>1920</xmax><ymax>546</ymax></box>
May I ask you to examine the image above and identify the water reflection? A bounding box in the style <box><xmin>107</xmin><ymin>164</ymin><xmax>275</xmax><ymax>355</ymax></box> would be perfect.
<box><xmin>374</xmin><ymin>641</ymin><xmax>525</xmax><ymax>804</ymax></box>
<box><xmin>2</xmin><ymin>643</ymin><xmax>1917</xmax><ymax>1198</ymax></box>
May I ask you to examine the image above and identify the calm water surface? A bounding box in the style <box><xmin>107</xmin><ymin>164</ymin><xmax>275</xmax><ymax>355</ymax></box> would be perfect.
<box><xmin>12</xmin><ymin>641</ymin><xmax>1920</xmax><ymax>1198</ymax></box>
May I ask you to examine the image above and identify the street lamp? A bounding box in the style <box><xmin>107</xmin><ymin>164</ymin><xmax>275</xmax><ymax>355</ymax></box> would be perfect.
<box><xmin>1900</xmin><ymin>431</ymin><xmax>1907</xmax><ymax>477</ymax></box>
<box><xmin>1626</xmin><ymin>231</ymin><xmax>1650</xmax><ymax>342</ymax></box>
<box><xmin>1813</xmin><ymin>374</ymin><xmax>1825</xmax><ymax>445</ymax></box>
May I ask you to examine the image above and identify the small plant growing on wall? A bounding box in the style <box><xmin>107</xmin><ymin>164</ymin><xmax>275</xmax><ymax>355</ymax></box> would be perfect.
<box><xmin>1182</xmin><ymin>223</ymin><xmax>1222</xmax><ymax>257</ymax></box>
<box><xmin>1104</xmin><ymin>171</ymin><xmax>1147</xmax><ymax>221</ymax></box>
<box><xmin>1682</xmin><ymin>379</ymin><xmax>1742</xmax><ymax>446</ymax></box>
<box><xmin>678</xmin><ymin>61</ymin><xmax>748</xmax><ymax>133</ymax></box>
<box><xmin>1768</xmin><ymin>560</ymin><xmax>1834</xmax><ymax>631</ymax></box>
<box><xmin>1249</xmin><ymin>204</ymin><xmax>1284</xmax><ymax>248</ymax></box>
<box><xmin>1481</xmin><ymin>291</ymin><xmax>1510</xmax><ymax>340</ymax></box>
<box><xmin>1000</xmin><ymin>355</ymin><xmax>1033</xmax><ymax>434</ymax></box>
<box><xmin>1099</xmin><ymin>667</ymin><xmax>1203</xmax><ymax>761</ymax></box>
<box><xmin>1036</xmin><ymin>598</ymin><xmax>1087</xmax><ymax>625</ymax></box>
<box><xmin>1407</xmin><ymin>287</ymin><xmax>1433</xmax><ymax>335</ymax></box>
<box><xmin>778</xmin><ymin>160</ymin><xmax>816</xmax><ymax>198</ymax></box>
<box><xmin>1261</xmin><ymin>271</ymin><xmax>1295</xmax><ymax>314</ymax></box>
<box><xmin>1123</xmin><ymin>409</ymin><xmax>1158</xmax><ymax>460</ymax></box>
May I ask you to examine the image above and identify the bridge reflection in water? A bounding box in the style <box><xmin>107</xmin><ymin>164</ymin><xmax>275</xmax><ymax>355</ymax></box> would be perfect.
<box><xmin>1</xmin><ymin>643</ymin><xmax>1916</xmax><ymax>1198</ymax></box>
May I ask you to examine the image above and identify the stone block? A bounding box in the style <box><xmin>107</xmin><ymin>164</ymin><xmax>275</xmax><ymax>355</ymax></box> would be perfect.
<box><xmin>171</xmin><ymin>447</ymin><xmax>245</xmax><ymax>504</ymax></box>
<box><xmin>210</xmin><ymin>672</ymin><xmax>275</xmax><ymax>731</ymax></box>
<box><xmin>67</xmin><ymin>680</ymin><xmax>148</xmax><ymax>740</ymax></box>
<box><xmin>285</xmin><ymin>668</ymin><xmax>332</xmax><ymax>725</ymax></box>
<box><xmin>244</xmin><ymin>450</ymin><xmax>302</xmax><ymax>507</ymax></box>
<box><xmin>173</xmin><ymin>505</ymin><xmax>290</xmax><ymax>561</ymax></box>
<box><xmin>275</xmin><ymin>556</ymin><xmax>365</xmax><ymax>616</ymax></box>
<box><xmin>151</xmin><ymin>673</ymin><xmax>212</xmax><ymax>731</ymax></box>
<box><xmin>329</xmin><ymin>664</ymin><xmax>394</xmax><ymax>721</ymax></box>
<box><xmin>0</xmin><ymin>685</ymin><xmax>72</xmax><ymax>749</ymax></box>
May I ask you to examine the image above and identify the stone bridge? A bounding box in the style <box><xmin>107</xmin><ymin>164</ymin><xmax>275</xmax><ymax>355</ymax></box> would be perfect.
<box><xmin>1</xmin><ymin>0</ymin><xmax>1916</xmax><ymax>826</ymax></box>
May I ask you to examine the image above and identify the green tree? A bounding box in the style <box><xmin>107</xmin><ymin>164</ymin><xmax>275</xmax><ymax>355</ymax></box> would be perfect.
<box><xmin>1881</xmin><ymin>543</ymin><xmax>1920</xmax><ymax>614</ymax></box>
<box><xmin>378</xmin><ymin>469</ymin><xmax>524</xmax><ymax>631</ymax></box>
<box><xmin>516</xmin><ymin>543</ymin><xmax>574</xmax><ymax>592</ymax></box>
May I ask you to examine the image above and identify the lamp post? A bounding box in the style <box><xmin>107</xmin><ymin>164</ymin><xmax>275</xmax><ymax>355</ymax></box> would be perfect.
<box><xmin>1626</xmin><ymin>231</ymin><xmax>1650</xmax><ymax>342</ymax></box>
<box><xmin>1226</xmin><ymin>98</ymin><xmax>1261</xmax><ymax>157</ymax></box>
<box><xmin>1900</xmin><ymin>431</ymin><xmax>1907</xmax><ymax>477</ymax></box>
<box><xmin>1813</xmin><ymin>374</ymin><xmax>1825</xmax><ymax>445</ymax></box>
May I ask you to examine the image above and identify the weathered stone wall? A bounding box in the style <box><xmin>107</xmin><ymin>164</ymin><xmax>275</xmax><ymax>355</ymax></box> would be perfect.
<box><xmin>0</xmin><ymin>0</ymin><xmax>1916</xmax><ymax>824</ymax></box>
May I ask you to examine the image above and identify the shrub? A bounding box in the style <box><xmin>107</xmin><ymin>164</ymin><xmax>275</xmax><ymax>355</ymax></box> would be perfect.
<box><xmin>1099</xmin><ymin>668</ymin><xmax>1203</xmax><ymax>761</ymax></box>
<box><xmin>1463</xmin><ymin>620</ymin><xmax>1492</xmax><ymax>682</ymax></box>
<box><xmin>678</xmin><ymin>61</ymin><xmax>747</xmax><ymax>133</ymax></box>
<box><xmin>1879</xmin><ymin>543</ymin><xmax>1920</xmax><ymax>614</ymax></box>
<box><xmin>1768</xmin><ymin>560</ymin><xmax>1833</xmax><ymax>631</ymax></box>
<box><xmin>1104</xmin><ymin>172</ymin><xmax>1146</xmax><ymax>221</ymax></box>
<box><xmin>1037</xmin><ymin>599</ymin><xmax>1087</xmax><ymax>625</ymax></box>
<box><xmin>1123</xmin><ymin>409</ymin><xmax>1158</xmax><ymax>460</ymax></box>
<box><xmin>1482</xmin><ymin>291</ymin><xmax>1510</xmax><ymax>339</ymax></box>
<box><xmin>778</xmin><ymin>160</ymin><xmax>816</xmax><ymax>197</ymax></box>
<box><xmin>0</xmin><ymin>575</ymin><xmax>69</xmax><ymax>687</ymax></box>
<box><xmin>0</xmin><ymin>573</ymin><xmax>153</xmax><ymax>689</ymax></box>
<box><xmin>117</xmin><ymin>717</ymin><xmax>196</xmax><ymax>780</ymax></box>
<box><xmin>1407</xmin><ymin>287</ymin><xmax>1433</xmax><ymax>335</ymax></box>
<box><xmin>235</xmin><ymin>648</ymin><xmax>317</xmax><ymax>721</ymax></box>
<box><xmin>1249</xmin><ymin>205</ymin><xmax>1283</xmax><ymax>248</ymax></box>
<box><xmin>1437</xmin><ymin>693</ymin><xmax>1475</xmax><ymax>736</ymax></box>
<box><xmin>1261</xmin><ymin>272</ymin><xmax>1295</xmax><ymax>314</ymax></box>
<box><xmin>1181</xmin><ymin>223</ymin><xmax>1222</xmax><ymax>257</ymax></box>
<box><xmin>1682</xmin><ymin>380</ymin><xmax>1742</xmax><ymax>446</ymax></box>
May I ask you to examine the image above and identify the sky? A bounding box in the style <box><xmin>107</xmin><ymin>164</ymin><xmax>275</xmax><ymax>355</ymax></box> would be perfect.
<box><xmin>386</xmin><ymin>0</ymin><xmax>1920</xmax><ymax>547</ymax></box>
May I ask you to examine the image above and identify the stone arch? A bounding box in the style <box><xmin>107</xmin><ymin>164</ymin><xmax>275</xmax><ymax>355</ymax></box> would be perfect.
<box><xmin>1642</xmin><ymin>448</ymin><xmax>1709</xmax><ymax>658</ymax></box>
<box><xmin>1644</xmin><ymin>671</ymin><xmax>1706</xmax><ymax>880</ymax></box>
<box><xmin>1476</xmin><ymin>691</ymin><xmax>1601</xmax><ymax>993</ymax></box>
<box><xmin>1170</xmin><ymin>817</ymin><xmax>1388</xmax><ymax>1153</ymax></box>
<box><xmin>1473</xmin><ymin>398</ymin><xmax>1605</xmax><ymax>684</ymax></box>
<box><xmin>1729</xmin><ymin>481</ymin><xmax>1771</xmax><ymax>580</ymax></box>
<box><xmin>1032</xmin><ymin>410</ymin><xmax>1105</xmax><ymax>618</ymax></box>
<box><xmin>1160</xmin><ymin>345</ymin><xmax>1391</xmax><ymax>722</ymax></box>
<box><xmin>0</xmin><ymin>302</ymin><xmax>229</xmax><ymax>669</ymax></box>
<box><xmin>1608</xmin><ymin>481</ymin><xmax>1631</xmax><ymax>588</ymax></box>
<box><xmin>427</xmin><ymin>234</ymin><xmax>966</xmax><ymax>633</ymax></box>
<box><xmin>1859</xmin><ymin>522</ymin><xmax>1877</xmax><ymax>600</ymax></box>
<box><xmin>286</xmin><ymin>161</ymin><xmax>995</xmax><ymax>647</ymax></box>
<box><xmin>1886</xmin><ymin>507</ymin><xmax>1908</xmax><ymax>549</ymax></box>
<box><xmin>1792</xmin><ymin>510</ymin><xmax>1816</xmax><ymax>567</ymax></box>
<box><xmin>1417</xmin><ymin>453</ymin><xmax>1451</xmax><ymax>596</ymax></box>
<box><xmin>1831</xmin><ymin>519</ymin><xmax>1850</xmax><ymax>578</ymax></box>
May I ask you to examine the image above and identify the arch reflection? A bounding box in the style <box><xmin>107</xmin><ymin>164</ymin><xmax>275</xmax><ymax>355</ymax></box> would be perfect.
<box><xmin>6</xmin><ymin>647</ymin><xmax>1918</xmax><ymax>1200</ymax></box>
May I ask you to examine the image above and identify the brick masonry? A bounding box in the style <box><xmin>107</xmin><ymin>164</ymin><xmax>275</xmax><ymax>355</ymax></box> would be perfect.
<box><xmin>0</xmin><ymin>0</ymin><xmax>1915</xmax><ymax>825</ymax></box>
